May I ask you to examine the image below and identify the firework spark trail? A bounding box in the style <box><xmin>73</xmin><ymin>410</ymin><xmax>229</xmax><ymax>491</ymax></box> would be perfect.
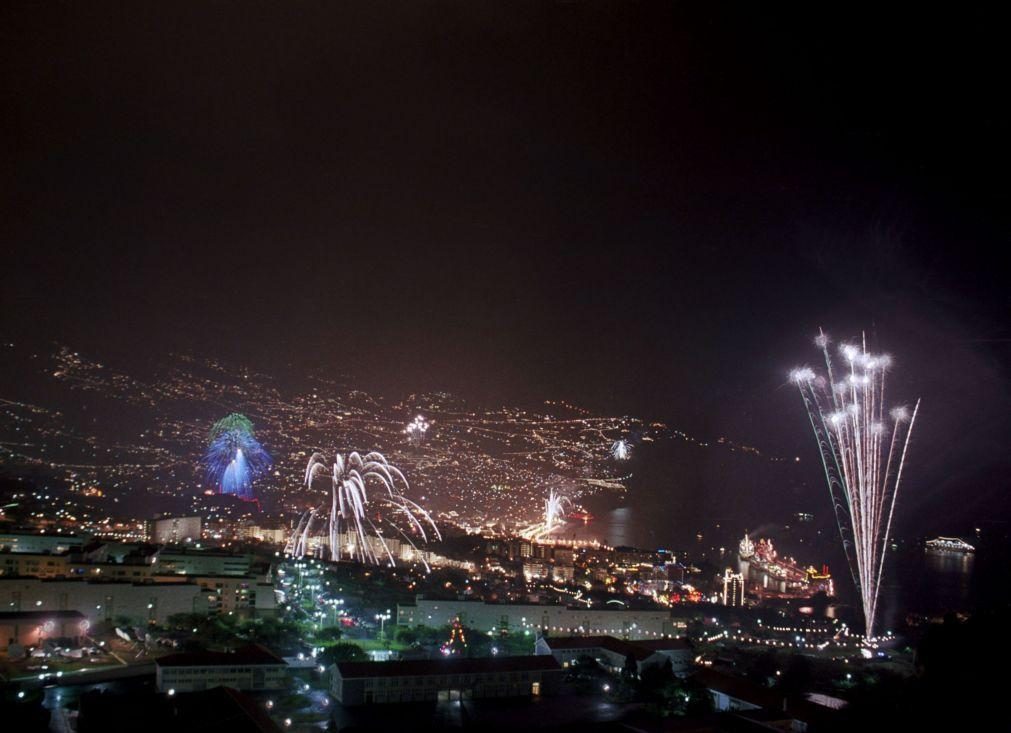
<box><xmin>287</xmin><ymin>451</ymin><xmax>441</xmax><ymax>570</ymax></box>
<box><xmin>791</xmin><ymin>331</ymin><xmax>920</xmax><ymax>638</ymax></box>
<box><xmin>544</xmin><ymin>488</ymin><xmax>572</xmax><ymax>532</ymax></box>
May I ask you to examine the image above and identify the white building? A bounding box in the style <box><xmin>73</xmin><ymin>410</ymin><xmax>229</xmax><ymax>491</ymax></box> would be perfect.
<box><xmin>147</xmin><ymin>516</ymin><xmax>202</xmax><ymax>544</ymax></box>
<box><xmin>154</xmin><ymin>549</ymin><xmax>252</xmax><ymax>576</ymax></box>
<box><xmin>398</xmin><ymin>597</ymin><xmax>675</xmax><ymax>639</ymax></box>
<box><xmin>0</xmin><ymin>532</ymin><xmax>83</xmax><ymax>554</ymax></box>
<box><xmin>330</xmin><ymin>656</ymin><xmax>562</xmax><ymax>705</ymax></box>
<box><xmin>722</xmin><ymin>568</ymin><xmax>745</xmax><ymax>607</ymax></box>
<box><xmin>0</xmin><ymin>578</ymin><xmax>208</xmax><ymax>625</ymax></box>
<box><xmin>156</xmin><ymin>644</ymin><xmax>288</xmax><ymax>692</ymax></box>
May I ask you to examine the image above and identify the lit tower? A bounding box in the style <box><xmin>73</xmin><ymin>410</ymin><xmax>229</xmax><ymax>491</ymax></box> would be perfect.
<box><xmin>722</xmin><ymin>568</ymin><xmax>745</xmax><ymax>607</ymax></box>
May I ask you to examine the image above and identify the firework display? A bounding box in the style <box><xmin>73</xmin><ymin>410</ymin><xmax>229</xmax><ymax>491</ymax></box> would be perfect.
<box><xmin>287</xmin><ymin>450</ymin><xmax>441</xmax><ymax>569</ymax></box>
<box><xmin>544</xmin><ymin>488</ymin><xmax>572</xmax><ymax>532</ymax></box>
<box><xmin>790</xmin><ymin>331</ymin><xmax>920</xmax><ymax>637</ymax></box>
<box><xmin>610</xmin><ymin>439</ymin><xmax>631</xmax><ymax>461</ymax></box>
<box><xmin>404</xmin><ymin>415</ymin><xmax>430</xmax><ymax>447</ymax></box>
<box><xmin>518</xmin><ymin>488</ymin><xmax>574</xmax><ymax>540</ymax></box>
<box><xmin>203</xmin><ymin>413</ymin><xmax>271</xmax><ymax>500</ymax></box>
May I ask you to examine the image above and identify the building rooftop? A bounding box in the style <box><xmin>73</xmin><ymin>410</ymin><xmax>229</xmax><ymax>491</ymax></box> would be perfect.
<box><xmin>540</xmin><ymin>634</ymin><xmax>691</xmax><ymax>661</ymax></box>
<box><xmin>336</xmin><ymin>654</ymin><xmax>560</xmax><ymax>679</ymax></box>
<box><xmin>0</xmin><ymin>577</ymin><xmax>200</xmax><ymax>588</ymax></box>
<box><xmin>157</xmin><ymin>643</ymin><xmax>285</xmax><ymax>668</ymax></box>
<box><xmin>692</xmin><ymin>668</ymin><xmax>833</xmax><ymax>724</ymax></box>
<box><xmin>77</xmin><ymin>685</ymin><xmax>281</xmax><ymax>733</ymax></box>
<box><xmin>0</xmin><ymin>610</ymin><xmax>86</xmax><ymax>621</ymax></box>
<box><xmin>157</xmin><ymin>548</ymin><xmax>250</xmax><ymax>557</ymax></box>
<box><xmin>0</xmin><ymin>531</ymin><xmax>84</xmax><ymax>539</ymax></box>
<box><xmin>405</xmin><ymin>596</ymin><xmax>670</xmax><ymax>612</ymax></box>
<box><xmin>633</xmin><ymin>637</ymin><xmax>692</xmax><ymax>651</ymax></box>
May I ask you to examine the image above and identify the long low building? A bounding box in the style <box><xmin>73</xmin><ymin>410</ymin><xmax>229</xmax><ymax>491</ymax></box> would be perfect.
<box><xmin>0</xmin><ymin>565</ymin><xmax>276</xmax><ymax>617</ymax></box>
<box><xmin>331</xmin><ymin>655</ymin><xmax>563</xmax><ymax>705</ymax></box>
<box><xmin>135</xmin><ymin>574</ymin><xmax>278</xmax><ymax>616</ymax></box>
<box><xmin>398</xmin><ymin>597</ymin><xmax>675</xmax><ymax>639</ymax></box>
<box><xmin>155</xmin><ymin>549</ymin><xmax>253</xmax><ymax>576</ymax></box>
<box><xmin>155</xmin><ymin>644</ymin><xmax>289</xmax><ymax>693</ymax></box>
<box><xmin>0</xmin><ymin>532</ymin><xmax>83</xmax><ymax>554</ymax></box>
<box><xmin>0</xmin><ymin>548</ymin><xmax>255</xmax><ymax>581</ymax></box>
<box><xmin>0</xmin><ymin>577</ymin><xmax>209</xmax><ymax>625</ymax></box>
<box><xmin>0</xmin><ymin>552</ymin><xmax>73</xmax><ymax>579</ymax></box>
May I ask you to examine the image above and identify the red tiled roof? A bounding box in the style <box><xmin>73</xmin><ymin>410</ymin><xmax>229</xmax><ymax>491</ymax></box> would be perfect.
<box><xmin>539</xmin><ymin>635</ymin><xmax>656</xmax><ymax>662</ymax></box>
<box><xmin>633</xmin><ymin>637</ymin><xmax>692</xmax><ymax>651</ymax></box>
<box><xmin>336</xmin><ymin>655</ymin><xmax>560</xmax><ymax>679</ymax></box>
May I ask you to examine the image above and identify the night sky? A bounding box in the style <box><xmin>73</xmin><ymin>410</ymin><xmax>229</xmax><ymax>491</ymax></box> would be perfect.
<box><xmin>3</xmin><ymin>3</ymin><xmax>1008</xmax><ymax>529</ymax></box>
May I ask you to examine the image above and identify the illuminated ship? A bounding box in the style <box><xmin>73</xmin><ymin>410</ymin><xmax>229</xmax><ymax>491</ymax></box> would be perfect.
<box><xmin>925</xmin><ymin>536</ymin><xmax>975</xmax><ymax>554</ymax></box>
<box><xmin>738</xmin><ymin>533</ymin><xmax>833</xmax><ymax>598</ymax></box>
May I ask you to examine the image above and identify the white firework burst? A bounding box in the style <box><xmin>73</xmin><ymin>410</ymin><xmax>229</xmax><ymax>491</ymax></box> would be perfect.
<box><xmin>544</xmin><ymin>488</ymin><xmax>572</xmax><ymax>531</ymax></box>
<box><xmin>286</xmin><ymin>451</ymin><xmax>441</xmax><ymax>570</ymax></box>
<box><xmin>791</xmin><ymin>329</ymin><xmax>920</xmax><ymax>638</ymax></box>
<box><xmin>610</xmin><ymin>439</ymin><xmax>631</xmax><ymax>460</ymax></box>
<box><xmin>404</xmin><ymin>415</ymin><xmax>430</xmax><ymax>447</ymax></box>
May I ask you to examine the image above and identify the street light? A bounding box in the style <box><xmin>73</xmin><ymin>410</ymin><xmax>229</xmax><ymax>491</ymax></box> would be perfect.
<box><xmin>375</xmin><ymin>611</ymin><xmax>391</xmax><ymax>641</ymax></box>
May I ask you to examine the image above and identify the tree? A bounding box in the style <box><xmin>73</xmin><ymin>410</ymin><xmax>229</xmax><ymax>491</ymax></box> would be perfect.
<box><xmin>640</xmin><ymin>657</ymin><xmax>675</xmax><ymax>692</ymax></box>
<box><xmin>622</xmin><ymin>652</ymin><xmax>639</xmax><ymax>680</ymax></box>
<box><xmin>648</xmin><ymin>675</ymin><xmax>715</xmax><ymax>718</ymax></box>
<box><xmin>682</xmin><ymin>675</ymin><xmax>716</xmax><ymax>716</ymax></box>
<box><xmin>315</xmin><ymin>627</ymin><xmax>343</xmax><ymax>642</ymax></box>
<box><xmin>779</xmin><ymin>653</ymin><xmax>812</xmax><ymax>698</ymax></box>
<box><xmin>394</xmin><ymin>627</ymin><xmax>418</xmax><ymax>645</ymax></box>
<box><xmin>167</xmin><ymin>613</ymin><xmax>206</xmax><ymax>630</ymax></box>
<box><xmin>749</xmin><ymin>650</ymin><xmax>779</xmax><ymax>685</ymax></box>
<box><xmin>317</xmin><ymin>642</ymin><xmax>368</xmax><ymax>666</ymax></box>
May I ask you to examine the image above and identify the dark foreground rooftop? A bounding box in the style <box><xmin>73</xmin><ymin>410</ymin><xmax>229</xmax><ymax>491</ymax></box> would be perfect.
<box><xmin>156</xmin><ymin>643</ymin><xmax>285</xmax><ymax>668</ymax></box>
<box><xmin>77</xmin><ymin>685</ymin><xmax>281</xmax><ymax>733</ymax></box>
<box><xmin>336</xmin><ymin>654</ymin><xmax>560</xmax><ymax>678</ymax></box>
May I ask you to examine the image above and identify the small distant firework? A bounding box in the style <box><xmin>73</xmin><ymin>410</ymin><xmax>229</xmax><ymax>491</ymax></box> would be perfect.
<box><xmin>203</xmin><ymin>413</ymin><xmax>271</xmax><ymax>500</ymax></box>
<box><xmin>287</xmin><ymin>451</ymin><xmax>441</xmax><ymax>569</ymax></box>
<box><xmin>516</xmin><ymin>488</ymin><xmax>573</xmax><ymax>540</ymax></box>
<box><xmin>790</xmin><ymin>330</ymin><xmax>920</xmax><ymax>638</ymax></box>
<box><xmin>610</xmin><ymin>439</ymin><xmax>631</xmax><ymax>461</ymax></box>
<box><xmin>404</xmin><ymin>415</ymin><xmax>430</xmax><ymax>447</ymax></box>
<box><xmin>544</xmin><ymin>488</ymin><xmax>572</xmax><ymax>531</ymax></box>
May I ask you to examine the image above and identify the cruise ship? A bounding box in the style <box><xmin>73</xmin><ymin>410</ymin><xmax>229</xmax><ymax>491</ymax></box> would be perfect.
<box><xmin>925</xmin><ymin>536</ymin><xmax>975</xmax><ymax>554</ymax></box>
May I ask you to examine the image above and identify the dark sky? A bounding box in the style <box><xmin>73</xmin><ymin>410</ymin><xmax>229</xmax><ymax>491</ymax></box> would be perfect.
<box><xmin>3</xmin><ymin>3</ymin><xmax>1008</xmax><ymax>527</ymax></box>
